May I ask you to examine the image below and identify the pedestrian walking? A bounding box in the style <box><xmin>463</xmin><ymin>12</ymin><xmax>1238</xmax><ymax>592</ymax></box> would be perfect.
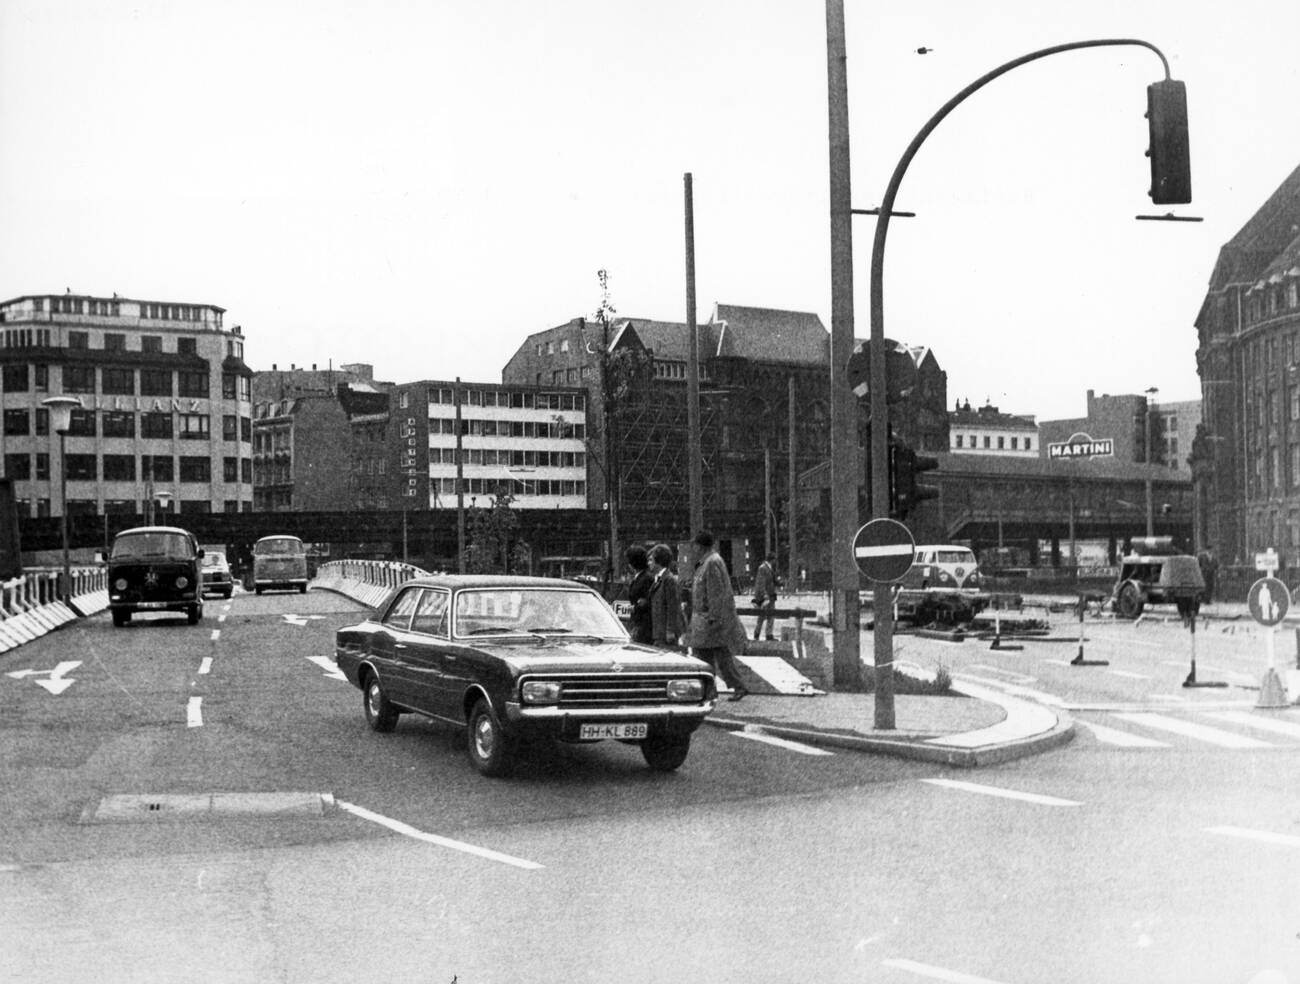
<box><xmin>647</xmin><ymin>543</ymin><xmax>685</xmax><ymax>649</ymax></box>
<box><xmin>1197</xmin><ymin>548</ymin><xmax>1219</xmax><ymax>603</ymax></box>
<box><xmin>625</xmin><ymin>544</ymin><xmax>654</xmax><ymax>645</ymax></box>
<box><xmin>688</xmin><ymin>530</ymin><xmax>750</xmax><ymax>701</ymax></box>
<box><xmin>752</xmin><ymin>552</ymin><xmax>778</xmax><ymax>641</ymax></box>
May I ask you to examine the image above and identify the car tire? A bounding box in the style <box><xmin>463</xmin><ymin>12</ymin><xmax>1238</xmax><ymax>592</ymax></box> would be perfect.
<box><xmin>364</xmin><ymin>675</ymin><xmax>400</xmax><ymax>732</ymax></box>
<box><xmin>1116</xmin><ymin>580</ymin><xmax>1144</xmax><ymax>619</ymax></box>
<box><xmin>299</xmin><ymin>584</ymin><xmax>307</xmax><ymax>594</ymax></box>
<box><xmin>187</xmin><ymin>603</ymin><xmax>202</xmax><ymax>625</ymax></box>
<box><xmin>466</xmin><ymin>698</ymin><xmax>513</xmax><ymax>777</ymax></box>
<box><xmin>111</xmin><ymin>609</ymin><xmax>130</xmax><ymax>627</ymax></box>
<box><xmin>641</xmin><ymin>734</ymin><xmax>691</xmax><ymax>772</ymax></box>
<box><xmin>255</xmin><ymin>586</ymin><xmax>264</xmax><ymax>595</ymax></box>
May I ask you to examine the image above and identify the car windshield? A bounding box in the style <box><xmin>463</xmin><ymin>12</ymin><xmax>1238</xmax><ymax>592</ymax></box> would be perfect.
<box><xmin>111</xmin><ymin>532</ymin><xmax>193</xmax><ymax>560</ymax></box>
<box><xmin>255</xmin><ymin>538</ymin><xmax>303</xmax><ymax>555</ymax></box>
<box><xmin>202</xmin><ymin>554</ymin><xmax>226</xmax><ymax>568</ymax></box>
<box><xmin>453</xmin><ymin>587</ymin><xmax>625</xmax><ymax>639</ymax></box>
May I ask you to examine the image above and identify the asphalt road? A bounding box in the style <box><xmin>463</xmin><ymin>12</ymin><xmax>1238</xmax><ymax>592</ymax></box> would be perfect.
<box><xmin>1</xmin><ymin>592</ymin><xmax>1297</xmax><ymax>984</ymax></box>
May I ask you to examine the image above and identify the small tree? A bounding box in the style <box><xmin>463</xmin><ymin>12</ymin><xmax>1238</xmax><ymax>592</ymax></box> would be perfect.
<box><xmin>464</xmin><ymin>490</ymin><xmax>530</xmax><ymax>575</ymax></box>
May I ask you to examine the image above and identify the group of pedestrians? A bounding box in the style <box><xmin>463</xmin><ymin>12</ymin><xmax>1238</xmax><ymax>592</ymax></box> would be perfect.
<box><xmin>623</xmin><ymin>530</ymin><xmax>770</xmax><ymax>702</ymax></box>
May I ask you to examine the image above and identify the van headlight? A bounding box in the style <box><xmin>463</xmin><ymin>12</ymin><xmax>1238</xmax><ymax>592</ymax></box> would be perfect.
<box><xmin>175</xmin><ymin>575</ymin><xmax>190</xmax><ymax>589</ymax></box>
<box><xmin>667</xmin><ymin>679</ymin><xmax>704</xmax><ymax>701</ymax></box>
<box><xmin>521</xmin><ymin>680</ymin><xmax>562</xmax><ymax>704</ymax></box>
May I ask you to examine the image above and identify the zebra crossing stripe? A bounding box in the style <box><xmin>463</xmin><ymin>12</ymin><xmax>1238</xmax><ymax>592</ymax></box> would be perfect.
<box><xmin>921</xmin><ymin>778</ymin><xmax>1081</xmax><ymax>807</ymax></box>
<box><xmin>1112</xmin><ymin>712</ymin><xmax>1273</xmax><ymax>749</ymax></box>
<box><xmin>1080</xmin><ymin>721</ymin><xmax>1168</xmax><ymax>748</ymax></box>
<box><xmin>1206</xmin><ymin>826</ymin><xmax>1300</xmax><ymax>849</ymax></box>
<box><xmin>1204</xmin><ymin>710</ymin><xmax>1300</xmax><ymax>740</ymax></box>
<box><xmin>731</xmin><ymin>729</ymin><xmax>835</xmax><ymax>756</ymax></box>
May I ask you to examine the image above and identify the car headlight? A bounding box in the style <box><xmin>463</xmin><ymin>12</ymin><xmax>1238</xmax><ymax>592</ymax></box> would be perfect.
<box><xmin>521</xmin><ymin>680</ymin><xmax>562</xmax><ymax>704</ymax></box>
<box><xmin>114</xmin><ymin>578</ymin><xmax>127</xmax><ymax>591</ymax></box>
<box><xmin>667</xmin><ymin>679</ymin><xmax>704</xmax><ymax>701</ymax></box>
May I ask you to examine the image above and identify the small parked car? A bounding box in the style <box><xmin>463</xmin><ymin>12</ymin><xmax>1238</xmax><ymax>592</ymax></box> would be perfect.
<box><xmin>1111</xmin><ymin>536</ymin><xmax>1205</xmax><ymax>618</ymax></box>
<box><xmin>107</xmin><ymin>526</ymin><xmax>204</xmax><ymax>627</ymax></box>
<box><xmin>334</xmin><ymin>574</ymin><xmax>717</xmax><ymax>776</ymax></box>
<box><xmin>253</xmin><ymin>534</ymin><xmax>308</xmax><ymax>594</ymax></box>
<box><xmin>201</xmin><ymin>551</ymin><xmax>234</xmax><ymax>599</ymax></box>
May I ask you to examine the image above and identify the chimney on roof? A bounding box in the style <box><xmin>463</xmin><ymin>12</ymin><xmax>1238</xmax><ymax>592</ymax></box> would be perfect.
<box><xmin>272</xmin><ymin>363</ymin><xmax>277</xmax><ymax>371</ymax></box>
<box><xmin>312</xmin><ymin>363</ymin><xmax>317</xmax><ymax>371</ymax></box>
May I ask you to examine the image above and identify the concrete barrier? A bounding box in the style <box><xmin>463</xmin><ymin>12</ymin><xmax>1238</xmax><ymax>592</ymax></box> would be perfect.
<box><xmin>0</xmin><ymin>567</ymin><xmax>102</xmax><ymax>651</ymax></box>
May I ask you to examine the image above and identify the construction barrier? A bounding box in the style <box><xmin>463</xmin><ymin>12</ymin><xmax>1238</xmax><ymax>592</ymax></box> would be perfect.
<box><xmin>0</xmin><ymin>567</ymin><xmax>103</xmax><ymax>653</ymax></box>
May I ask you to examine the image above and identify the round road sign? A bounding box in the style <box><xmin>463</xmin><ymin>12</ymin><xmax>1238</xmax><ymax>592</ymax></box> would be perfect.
<box><xmin>1247</xmin><ymin>577</ymin><xmax>1289</xmax><ymax>626</ymax></box>
<box><xmin>852</xmin><ymin>518</ymin><xmax>916</xmax><ymax>583</ymax></box>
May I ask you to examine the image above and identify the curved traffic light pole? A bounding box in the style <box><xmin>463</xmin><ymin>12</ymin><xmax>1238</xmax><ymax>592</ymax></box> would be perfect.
<box><xmin>865</xmin><ymin>39</ymin><xmax>1175</xmax><ymax>728</ymax></box>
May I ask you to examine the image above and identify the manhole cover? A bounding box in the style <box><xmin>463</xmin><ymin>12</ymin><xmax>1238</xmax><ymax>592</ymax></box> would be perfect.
<box><xmin>83</xmin><ymin>792</ymin><xmax>336</xmax><ymax>822</ymax></box>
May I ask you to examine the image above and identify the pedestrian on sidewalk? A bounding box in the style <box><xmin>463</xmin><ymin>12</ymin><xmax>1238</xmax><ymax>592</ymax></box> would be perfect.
<box><xmin>688</xmin><ymin>530</ymin><xmax>750</xmax><ymax>701</ymax></box>
<box><xmin>625</xmin><ymin>544</ymin><xmax>653</xmax><ymax>645</ymax></box>
<box><xmin>647</xmin><ymin>543</ymin><xmax>685</xmax><ymax>649</ymax></box>
<box><xmin>752</xmin><ymin>552</ymin><xmax>778</xmax><ymax>641</ymax></box>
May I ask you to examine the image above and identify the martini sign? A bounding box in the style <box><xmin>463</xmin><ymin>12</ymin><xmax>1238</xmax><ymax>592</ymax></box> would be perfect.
<box><xmin>1048</xmin><ymin>432</ymin><xmax>1114</xmax><ymax>460</ymax></box>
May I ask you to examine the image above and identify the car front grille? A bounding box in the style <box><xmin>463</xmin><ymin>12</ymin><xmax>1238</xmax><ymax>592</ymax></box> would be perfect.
<box><xmin>546</xmin><ymin>676</ymin><xmax>697</xmax><ymax>706</ymax></box>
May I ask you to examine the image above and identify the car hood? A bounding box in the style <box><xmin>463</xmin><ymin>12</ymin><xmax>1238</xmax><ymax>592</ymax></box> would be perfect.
<box><xmin>475</xmin><ymin>639</ymin><xmax>712</xmax><ymax>675</ymax></box>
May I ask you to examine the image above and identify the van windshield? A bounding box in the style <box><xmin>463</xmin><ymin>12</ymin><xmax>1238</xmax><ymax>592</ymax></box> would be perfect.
<box><xmin>255</xmin><ymin>538</ymin><xmax>303</xmax><ymax>555</ymax></box>
<box><xmin>111</xmin><ymin>532</ymin><xmax>194</xmax><ymax>560</ymax></box>
<box><xmin>935</xmin><ymin>550</ymin><xmax>976</xmax><ymax>564</ymax></box>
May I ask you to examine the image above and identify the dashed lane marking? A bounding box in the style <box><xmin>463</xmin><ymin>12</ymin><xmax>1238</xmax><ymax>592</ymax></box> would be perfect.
<box><xmin>882</xmin><ymin>957</ymin><xmax>1013</xmax><ymax>983</ymax></box>
<box><xmin>1107</xmin><ymin>669</ymin><xmax>1151</xmax><ymax>680</ymax></box>
<box><xmin>335</xmin><ymin>799</ymin><xmax>543</xmax><ymax>869</ymax></box>
<box><xmin>1078</xmin><ymin>720</ymin><xmax>1168</xmax><ymax>747</ymax></box>
<box><xmin>1206</xmin><ymin>826</ymin><xmax>1300</xmax><ymax>849</ymax></box>
<box><xmin>731</xmin><ymin>728</ymin><xmax>835</xmax><ymax>756</ymax></box>
<box><xmin>920</xmin><ymin>778</ymin><xmax>1081</xmax><ymax>807</ymax></box>
<box><xmin>186</xmin><ymin>697</ymin><xmax>202</xmax><ymax>728</ymax></box>
<box><xmin>1113</xmin><ymin>712</ymin><xmax>1273</xmax><ymax>749</ymax></box>
<box><xmin>210</xmin><ymin>629</ymin><xmax>220</xmax><ymax>642</ymax></box>
<box><xmin>198</xmin><ymin>657</ymin><xmax>213</xmax><ymax>675</ymax></box>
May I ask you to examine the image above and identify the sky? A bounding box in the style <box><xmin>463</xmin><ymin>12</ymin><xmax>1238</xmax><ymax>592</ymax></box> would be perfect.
<box><xmin>3</xmin><ymin>0</ymin><xmax>1298</xmax><ymax>422</ymax></box>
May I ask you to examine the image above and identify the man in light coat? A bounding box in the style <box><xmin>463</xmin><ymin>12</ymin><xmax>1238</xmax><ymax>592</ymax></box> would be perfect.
<box><xmin>688</xmin><ymin>530</ymin><xmax>749</xmax><ymax>701</ymax></box>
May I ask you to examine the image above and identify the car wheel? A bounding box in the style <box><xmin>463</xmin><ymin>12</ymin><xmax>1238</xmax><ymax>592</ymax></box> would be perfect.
<box><xmin>641</xmin><ymin>734</ymin><xmax>691</xmax><ymax>772</ymax></box>
<box><xmin>223</xmin><ymin>589</ymin><xmax>233</xmax><ymax>599</ymax></box>
<box><xmin>363</xmin><ymin>675</ymin><xmax>400</xmax><ymax>732</ymax></box>
<box><xmin>187</xmin><ymin>603</ymin><xmax>202</xmax><ymax>625</ymax></box>
<box><xmin>111</xmin><ymin>609</ymin><xmax>130</xmax><ymax>627</ymax></box>
<box><xmin>255</xmin><ymin>586</ymin><xmax>264</xmax><ymax>595</ymax></box>
<box><xmin>466</xmin><ymin>698</ymin><xmax>513</xmax><ymax>776</ymax></box>
<box><xmin>1115</xmin><ymin>581</ymin><xmax>1144</xmax><ymax>619</ymax></box>
<box><xmin>299</xmin><ymin>584</ymin><xmax>307</xmax><ymax>594</ymax></box>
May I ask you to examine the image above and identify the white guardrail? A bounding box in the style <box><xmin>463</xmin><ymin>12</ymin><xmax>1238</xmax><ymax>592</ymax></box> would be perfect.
<box><xmin>312</xmin><ymin>559</ymin><xmax>430</xmax><ymax>610</ymax></box>
<box><xmin>0</xmin><ymin>567</ymin><xmax>109</xmax><ymax>654</ymax></box>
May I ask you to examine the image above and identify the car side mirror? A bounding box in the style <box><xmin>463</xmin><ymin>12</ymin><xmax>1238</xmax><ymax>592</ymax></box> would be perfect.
<box><xmin>197</xmin><ymin>548</ymin><xmax>205</xmax><ymax>559</ymax></box>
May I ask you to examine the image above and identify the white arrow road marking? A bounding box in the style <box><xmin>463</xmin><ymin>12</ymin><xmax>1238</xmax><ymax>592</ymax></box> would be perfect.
<box><xmin>6</xmin><ymin>661</ymin><xmax>81</xmax><ymax>695</ymax></box>
<box><xmin>731</xmin><ymin>728</ymin><xmax>834</xmax><ymax>756</ymax></box>
<box><xmin>1206</xmin><ymin>826</ymin><xmax>1300</xmax><ymax>849</ymax></box>
<box><xmin>334</xmin><ymin>799</ymin><xmax>543</xmax><ymax>869</ymax></box>
<box><xmin>282</xmin><ymin>614</ymin><xmax>326</xmax><ymax>627</ymax></box>
<box><xmin>882</xmin><ymin>957</ymin><xmax>1013</xmax><ymax>983</ymax></box>
<box><xmin>187</xmin><ymin>697</ymin><xmax>203</xmax><ymax>728</ymax></box>
<box><xmin>921</xmin><ymin>778</ymin><xmax>1082</xmax><ymax>807</ymax></box>
<box><xmin>306</xmin><ymin>655</ymin><xmax>346</xmax><ymax>681</ymax></box>
<box><xmin>1079</xmin><ymin>721</ymin><xmax>1169</xmax><ymax>747</ymax></box>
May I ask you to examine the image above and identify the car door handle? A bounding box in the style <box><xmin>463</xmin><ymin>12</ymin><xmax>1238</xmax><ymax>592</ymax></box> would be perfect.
<box><xmin>395</xmin><ymin>643</ymin><xmax>408</xmax><ymax>650</ymax></box>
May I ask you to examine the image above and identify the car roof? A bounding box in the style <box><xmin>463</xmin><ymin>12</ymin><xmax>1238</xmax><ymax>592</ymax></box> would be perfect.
<box><xmin>394</xmin><ymin>574</ymin><xmax>598</xmax><ymax>591</ymax></box>
<box><xmin>113</xmin><ymin>526</ymin><xmax>194</xmax><ymax>537</ymax></box>
<box><xmin>916</xmin><ymin>544</ymin><xmax>976</xmax><ymax>552</ymax></box>
<box><xmin>256</xmin><ymin>534</ymin><xmax>302</xmax><ymax>542</ymax></box>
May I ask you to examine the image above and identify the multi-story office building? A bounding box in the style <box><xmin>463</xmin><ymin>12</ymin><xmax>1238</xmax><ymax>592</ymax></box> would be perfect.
<box><xmin>949</xmin><ymin>400</ymin><xmax>1038</xmax><ymax>457</ymax></box>
<box><xmin>0</xmin><ymin>292</ymin><xmax>253</xmax><ymax>518</ymax></box>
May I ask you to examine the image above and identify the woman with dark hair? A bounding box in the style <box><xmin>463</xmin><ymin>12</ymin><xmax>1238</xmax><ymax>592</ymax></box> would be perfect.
<box><xmin>647</xmin><ymin>543</ymin><xmax>685</xmax><ymax>649</ymax></box>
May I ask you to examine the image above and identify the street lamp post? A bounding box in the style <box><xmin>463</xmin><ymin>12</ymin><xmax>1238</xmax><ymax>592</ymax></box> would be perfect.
<box><xmin>1145</xmin><ymin>386</ymin><xmax>1159</xmax><ymax>536</ymax></box>
<box><xmin>41</xmin><ymin>396</ymin><xmax>83</xmax><ymax>601</ymax></box>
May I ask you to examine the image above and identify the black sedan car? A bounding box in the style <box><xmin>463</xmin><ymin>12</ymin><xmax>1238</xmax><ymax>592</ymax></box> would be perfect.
<box><xmin>334</xmin><ymin>575</ymin><xmax>717</xmax><ymax>775</ymax></box>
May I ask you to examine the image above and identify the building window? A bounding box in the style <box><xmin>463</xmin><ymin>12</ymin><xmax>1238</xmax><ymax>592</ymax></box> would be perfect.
<box><xmin>223</xmin><ymin>457</ymin><xmax>238</xmax><ymax>482</ymax></box>
<box><xmin>102</xmin><ymin>411</ymin><xmax>135</xmax><ymax>438</ymax></box>
<box><xmin>179</xmin><ymin>370</ymin><xmax>208</xmax><ymax>398</ymax></box>
<box><xmin>4</xmin><ymin>453</ymin><xmax>30</xmax><ymax>480</ymax></box>
<box><xmin>63</xmin><ymin>365</ymin><xmax>95</xmax><ymax>393</ymax></box>
<box><xmin>68</xmin><ymin>331</ymin><xmax>89</xmax><ymax>350</ymax></box>
<box><xmin>241</xmin><ymin>458</ymin><xmax>252</xmax><ymax>483</ymax></box>
<box><xmin>179</xmin><ymin>456</ymin><xmax>211</xmax><ymax>482</ymax></box>
<box><xmin>141</xmin><ymin>411</ymin><xmax>172</xmax><ymax>439</ymax></box>
<box><xmin>240</xmin><ymin>417</ymin><xmax>251</xmax><ymax>442</ymax></box>
<box><xmin>222</xmin><ymin>374</ymin><xmax>237</xmax><ymax>400</ymax></box>
<box><xmin>140</xmin><ymin>369</ymin><xmax>172</xmax><ymax>396</ymax></box>
<box><xmin>67</xmin><ymin>409</ymin><xmax>96</xmax><ymax>437</ymax></box>
<box><xmin>102</xmin><ymin>454</ymin><xmax>135</xmax><ymax>481</ymax></box>
<box><xmin>177</xmin><ymin>337</ymin><xmax>197</xmax><ymax>355</ymax></box>
<box><xmin>2</xmin><ymin>364</ymin><xmax>28</xmax><ymax>391</ymax></box>
<box><xmin>101</xmin><ymin>367</ymin><xmax>135</xmax><ymax>395</ymax></box>
<box><xmin>560</xmin><ymin>339</ymin><xmax>570</xmax><ymax>352</ymax></box>
<box><xmin>3</xmin><ymin>409</ymin><xmax>30</xmax><ymax>436</ymax></box>
<box><xmin>65</xmin><ymin>454</ymin><xmax>97</xmax><ymax>481</ymax></box>
<box><xmin>141</xmin><ymin>335</ymin><xmax>163</xmax><ymax>353</ymax></box>
<box><xmin>179</xmin><ymin>413</ymin><xmax>210</xmax><ymax>440</ymax></box>
<box><xmin>983</xmin><ymin>436</ymin><xmax>990</xmax><ymax>448</ymax></box>
<box><xmin>223</xmin><ymin>414</ymin><xmax>238</xmax><ymax>441</ymax></box>
<box><xmin>142</xmin><ymin>455</ymin><xmax>174</xmax><ymax>481</ymax></box>
<box><xmin>34</xmin><ymin>365</ymin><xmax>48</xmax><ymax>392</ymax></box>
<box><xmin>34</xmin><ymin>409</ymin><xmax>48</xmax><ymax>436</ymax></box>
<box><xmin>35</xmin><ymin>454</ymin><xmax>49</xmax><ymax>481</ymax></box>
<box><xmin>954</xmin><ymin>435</ymin><xmax>963</xmax><ymax>448</ymax></box>
<box><xmin>103</xmin><ymin>333</ymin><xmax>126</xmax><ymax>352</ymax></box>
<box><xmin>1025</xmin><ymin>437</ymin><xmax>1032</xmax><ymax>451</ymax></box>
<box><xmin>399</xmin><ymin>391</ymin><xmax>410</xmax><ymax>409</ymax></box>
<box><xmin>997</xmin><ymin>436</ymin><xmax>1005</xmax><ymax>449</ymax></box>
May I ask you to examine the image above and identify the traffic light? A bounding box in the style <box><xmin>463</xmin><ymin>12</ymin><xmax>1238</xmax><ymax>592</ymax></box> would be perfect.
<box><xmin>890</xmin><ymin>441</ymin><xmax>940</xmax><ymax>521</ymax></box>
<box><xmin>1146</xmin><ymin>79</ymin><xmax>1191</xmax><ymax>205</ymax></box>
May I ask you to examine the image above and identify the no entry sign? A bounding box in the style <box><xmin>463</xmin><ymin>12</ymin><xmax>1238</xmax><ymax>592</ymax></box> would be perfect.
<box><xmin>852</xmin><ymin>519</ymin><xmax>916</xmax><ymax>583</ymax></box>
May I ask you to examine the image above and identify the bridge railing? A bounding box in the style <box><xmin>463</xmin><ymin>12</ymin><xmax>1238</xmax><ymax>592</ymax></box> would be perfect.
<box><xmin>312</xmin><ymin>559</ymin><xmax>431</xmax><ymax>609</ymax></box>
<box><xmin>0</xmin><ymin>566</ymin><xmax>109</xmax><ymax>651</ymax></box>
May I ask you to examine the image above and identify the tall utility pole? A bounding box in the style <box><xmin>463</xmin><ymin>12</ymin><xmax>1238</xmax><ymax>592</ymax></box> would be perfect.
<box><xmin>788</xmin><ymin>376</ymin><xmax>798</xmax><ymax>590</ymax></box>
<box><xmin>685</xmin><ymin>173</ymin><xmax>704</xmax><ymax>537</ymax></box>
<box><xmin>597</xmin><ymin>272</ymin><xmax>620</xmax><ymax>587</ymax></box>
<box><xmin>825</xmin><ymin>0</ymin><xmax>862</xmax><ymax>688</ymax></box>
<box><xmin>1145</xmin><ymin>387</ymin><xmax>1158</xmax><ymax>536</ymax></box>
<box><xmin>455</xmin><ymin>376</ymin><xmax>465</xmax><ymax>573</ymax></box>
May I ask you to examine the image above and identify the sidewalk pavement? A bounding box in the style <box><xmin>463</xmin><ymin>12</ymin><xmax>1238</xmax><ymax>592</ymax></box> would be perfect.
<box><xmin>704</xmin><ymin>679</ymin><xmax>1074</xmax><ymax>767</ymax></box>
